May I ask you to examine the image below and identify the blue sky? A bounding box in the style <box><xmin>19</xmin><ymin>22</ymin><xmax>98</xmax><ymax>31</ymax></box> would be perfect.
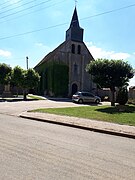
<box><xmin>0</xmin><ymin>0</ymin><xmax>135</xmax><ymax>86</ymax></box>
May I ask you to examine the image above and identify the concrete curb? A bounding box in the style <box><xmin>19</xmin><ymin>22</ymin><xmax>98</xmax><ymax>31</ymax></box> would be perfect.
<box><xmin>20</xmin><ymin>114</ymin><xmax>135</xmax><ymax>139</ymax></box>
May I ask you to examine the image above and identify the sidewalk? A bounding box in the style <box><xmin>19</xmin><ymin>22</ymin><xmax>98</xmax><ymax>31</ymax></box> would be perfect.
<box><xmin>20</xmin><ymin>111</ymin><xmax>135</xmax><ymax>139</ymax></box>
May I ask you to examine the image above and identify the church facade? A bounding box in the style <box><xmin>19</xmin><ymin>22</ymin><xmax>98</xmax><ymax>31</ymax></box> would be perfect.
<box><xmin>35</xmin><ymin>7</ymin><xmax>95</xmax><ymax>97</ymax></box>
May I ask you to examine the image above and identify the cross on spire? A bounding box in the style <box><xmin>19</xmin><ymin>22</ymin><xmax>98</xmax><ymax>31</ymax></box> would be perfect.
<box><xmin>75</xmin><ymin>0</ymin><xmax>78</xmax><ymax>7</ymax></box>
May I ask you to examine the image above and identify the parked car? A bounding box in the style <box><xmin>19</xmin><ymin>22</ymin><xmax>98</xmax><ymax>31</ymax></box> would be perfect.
<box><xmin>72</xmin><ymin>91</ymin><xmax>101</xmax><ymax>104</ymax></box>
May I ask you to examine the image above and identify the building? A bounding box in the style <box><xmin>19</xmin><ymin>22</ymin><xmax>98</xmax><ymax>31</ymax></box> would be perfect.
<box><xmin>129</xmin><ymin>86</ymin><xmax>135</xmax><ymax>104</ymax></box>
<box><xmin>35</xmin><ymin>7</ymin><xmax>95</xmax><ymax>97</ymax></box>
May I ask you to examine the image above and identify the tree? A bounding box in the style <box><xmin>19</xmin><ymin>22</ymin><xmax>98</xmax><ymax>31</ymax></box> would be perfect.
<box><xmin>86</xmin><ymin>59</ymin><xmax>134</xmax><ymax>106</ymax></box>
<box><xmin>24</xmin><ymin>68</ymin><xmax>40</xmax><ymax>89</ymax></box>
<box><xmin>11</xmin><ymin>67</ymin><xmax>40</xmax><ymax>100</ymax></box>
<box><xmin>21</xmin><ymin>68</ymin><xmax>40</xmax><ymax>100</ymax></box>
<box><xmin>11</xmin><ymin>66</ymin><xmax>24</xmax><ymax>96</ymax></box>
<box><xmin>0</xmin><ymin>63</ymin><xmax>12</xmax><ymax>85</ymax></box>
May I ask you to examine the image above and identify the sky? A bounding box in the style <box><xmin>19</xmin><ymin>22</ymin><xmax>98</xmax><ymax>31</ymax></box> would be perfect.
<box><xmin>0</xmin><ymin>0</ymin><xmax>135</xmax><ymax>86</ymax></box>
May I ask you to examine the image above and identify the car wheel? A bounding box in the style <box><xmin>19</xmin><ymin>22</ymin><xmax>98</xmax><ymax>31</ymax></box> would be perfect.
<box><xmin>78</xmin><ymin>99</ymin><xmax>83</xmax><ymax>104</ymax></box>
<box><xmin>95</xmin><ymin>99</ymin><xmax>100</xmax><ymax>104</ymax></box>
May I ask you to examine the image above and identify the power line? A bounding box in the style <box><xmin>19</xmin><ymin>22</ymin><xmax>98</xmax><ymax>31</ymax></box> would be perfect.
<box><xmin>0</xmin><ymin>3</ymin><xmax>135</xmax><ymax>41</ymax></box>
<box><xmin>81</xmin><ymin>3</ymin><xmax>135</xmax><ymax>21</ymax></box>
<box><xmin>0</xmin><ymin>0</ymin><xmax>52</xmax><ymax>20</ymax></box>
<box><xmin>0</xmin><ymin>0</ymin><xmax>37</xmax><ymax>15</ymax></box>
<box><xmin>0</xmin><ymin>0</ymin><xmax>14</xmax><ymax>7</ymax></box>
<box><xmin>0</xmin><ymin>0</ymin><xmax>22</xmax><ymax>10</ymax></box>
<box><xmin>0</xmin><ymin>22</ymin><xmax>68</xmax><ymax>40</ymax></box>
<box><xmin>0</xmin><ymin>0</ymin><xmax>66</xmax><ymax>24</ymax></box>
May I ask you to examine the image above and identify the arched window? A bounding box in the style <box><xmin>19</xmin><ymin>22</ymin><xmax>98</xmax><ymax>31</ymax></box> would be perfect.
<box><xmin>78</xmin><ymin>45</ymin><xmax>81</xmax><ymax>54</ymax></box>
<box><xmin>72</xmin><ymin>44</ymin><xmax>75</xmax><ymax>54</ymax></box>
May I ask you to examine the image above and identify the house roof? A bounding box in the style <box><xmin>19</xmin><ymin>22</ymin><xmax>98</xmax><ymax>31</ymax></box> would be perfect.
<box><xmin>129</xmin><ymin>86</ymin><xmax>135</xmax><ymax>90</ymax></box>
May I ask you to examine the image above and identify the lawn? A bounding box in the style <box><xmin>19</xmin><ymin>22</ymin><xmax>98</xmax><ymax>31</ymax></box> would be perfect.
<box><xmin>31</xmin><ymin>105</ymin><xmax>135</xmax><ymax>126</ymax></box>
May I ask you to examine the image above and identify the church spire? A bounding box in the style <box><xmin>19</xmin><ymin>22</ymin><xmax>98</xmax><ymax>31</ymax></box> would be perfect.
<box><xmin>70</xmin><ymin>7</ymin><xmax>80</xmax><ymax>28</ymax></box>
<box><xmin>66</xmin><ymin>7</ymin><xmax>84</xmax><ymax>42</ymax></box>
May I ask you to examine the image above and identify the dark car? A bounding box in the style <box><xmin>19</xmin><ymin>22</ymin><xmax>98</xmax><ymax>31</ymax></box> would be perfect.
<box><xmin>72</xmin><ymin>91</ymin><xmax>101</xmax><ymax>104</ymax></box>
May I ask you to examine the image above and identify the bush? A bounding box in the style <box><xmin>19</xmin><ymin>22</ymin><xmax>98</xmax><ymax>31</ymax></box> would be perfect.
<box><xmin>117</xmin><ymin>87</ymin><xmax>128</xmax><ymax>105</ymax></box>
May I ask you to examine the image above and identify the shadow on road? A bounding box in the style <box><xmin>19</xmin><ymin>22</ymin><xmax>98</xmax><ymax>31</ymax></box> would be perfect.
<box><xmin>0</xmin><ymin>98</ymin><xmax>39</xmax><ymax>102</ymax></box>
<box><xmin>46</xmin><ymin>97</ymin><xmax>72</xmax><ymax>102</ymax></box>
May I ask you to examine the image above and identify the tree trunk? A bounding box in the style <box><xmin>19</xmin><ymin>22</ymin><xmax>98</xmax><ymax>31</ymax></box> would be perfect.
<box><xmin>23</xmin><ymin>89</ymin><xmax>27</xmax><ymax>100</ymax></box>
<box><xmin>16</xmin><ymin>88</ymin><xmax>19</xmax><ymax>97</ymax></box>
<box><xmin>110</xmin><ymin>88</ymin><xmax>115</xmax><ymax>106</ymax></box>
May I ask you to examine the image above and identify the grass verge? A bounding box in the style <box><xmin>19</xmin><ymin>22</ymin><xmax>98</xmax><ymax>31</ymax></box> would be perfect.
<box><xmin>31</xmin><ymin>105</ymin><xmax>135</xmax><ymax>126</ymax></box>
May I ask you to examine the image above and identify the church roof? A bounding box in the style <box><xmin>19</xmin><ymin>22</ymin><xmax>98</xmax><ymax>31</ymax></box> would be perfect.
<box><xmin>35</xmin><ymin>41</ymin><xmax>66</xmax><ymax>68</ymax></box>
<box><xmin>35</xmin><ymin>40</ymin><xmax>94</xmax><ymax>69</ymax></box>
<box><xmin>70</xmin><ymin>7</ymin><xmax>80</xmax><ymax>28</ymax></box>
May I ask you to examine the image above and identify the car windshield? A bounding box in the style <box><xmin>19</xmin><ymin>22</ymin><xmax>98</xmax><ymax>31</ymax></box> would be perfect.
<box><xmin>74</xmin><ymin>92</ymin><xmax>95</xmax><ymax>97</ymax></box>
<box><xmin>82</xmin><ymin>93</ymin><xmax>94</xmax><ymax>97</ymax></box>
<box><xmin>75</xmin><ymin>92</ymin><xmax>80</xmax><ymax>95</ymax></box>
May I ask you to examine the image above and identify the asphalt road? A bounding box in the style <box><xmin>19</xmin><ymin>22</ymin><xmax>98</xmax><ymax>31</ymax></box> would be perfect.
<box><xmin>0</xmin><ymin>114</ymin><xmax>135</xmax><ymax>180</ymax></box>
<box><xmin>0</xmin><ymin>99</ymin><xmax>82</xmax><ymax>116</ymax></box>
<box><xmin>0</xmin><ymin>99</ymin><xmax>110</xmax><ymax>116</ymax></box>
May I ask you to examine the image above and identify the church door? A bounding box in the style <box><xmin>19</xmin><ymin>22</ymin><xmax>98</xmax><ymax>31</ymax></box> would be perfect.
<box><xmin>72</xmin><ymin>83</ymin><xmax>78</xmax><ymax>95</ymax></box>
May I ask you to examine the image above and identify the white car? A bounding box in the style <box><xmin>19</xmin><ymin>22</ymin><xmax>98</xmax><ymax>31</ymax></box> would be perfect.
<box><xmin>72</xmin><ymin>91</ymin><xmax>101</xmax><ymax>104</ymax></box>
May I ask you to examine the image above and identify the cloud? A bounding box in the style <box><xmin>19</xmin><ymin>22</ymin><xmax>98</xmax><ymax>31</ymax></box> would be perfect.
<box><xmin>0</xmin><ymin>49</ymin><xmax>12</xmax><ymax>57</ymax></box>
<box><xmin>110</xmin><ymin>53</ymin><xmax>130</xmax><ymax>60</ymax></box>
<box><xmin>51</xmin><ymin>10</ymin><xmax>63</xmax><ymax>19</ymax></box>
<box><xmin>35</xmin><ymin>43</ymin><xmax>52</xmax><ymax>53</ymax></box>
<box><xmin>35</xmin><ymin>43</ymin><xmax>45</xmax><ymax>47</ymax></box>
<box><xmin>9</xmin><ymin>0</ymin><xmax>20</xmax><ymax>4</ymax></box>
<box><xmin>86</xmin><ymin>42</ymin><xmax>130</xmax><ymax>60</ymax></box>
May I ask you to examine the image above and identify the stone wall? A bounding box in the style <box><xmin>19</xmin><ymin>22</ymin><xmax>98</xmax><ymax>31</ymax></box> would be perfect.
<box><xmin>0</xmin><ymin>84</ymin><xmax>23</xmax><ymax>97</ymax></box>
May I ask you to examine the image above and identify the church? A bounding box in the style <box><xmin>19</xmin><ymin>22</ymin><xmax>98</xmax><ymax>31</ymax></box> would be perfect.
<box><xmin>35</xmin><ymin>7</ymin><xmax>95</xmax><ymax>97</ymax></box>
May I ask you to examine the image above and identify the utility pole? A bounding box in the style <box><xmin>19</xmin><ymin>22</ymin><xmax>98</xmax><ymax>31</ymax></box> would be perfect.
<box><xmin>26</xmin><ymin>56</ymin><xmax>29</xmax><ymax>70</ymax></box>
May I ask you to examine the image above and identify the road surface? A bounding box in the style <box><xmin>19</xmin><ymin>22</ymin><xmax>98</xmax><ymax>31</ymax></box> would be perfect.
<box><xmin>0</xmin><ymin>99</ymin><xmax>110</xmax><ymax>116</ymax></box>
<box><xmin>0</xmin><ymin>114</ymin><xmax>135</xmax><ymax>180</ymax></box>
<box><xmin>0</xmin><ymin>99</ymin><xmax>82</xmax><ymax>116</ymax></box>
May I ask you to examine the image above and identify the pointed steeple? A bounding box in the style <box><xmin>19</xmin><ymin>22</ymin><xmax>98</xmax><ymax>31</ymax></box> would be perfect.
<box><xmin>66</xmin><ymin>7</ymin><xmax>84</xmax><ymax>42</ymax></box>
<box><xmin>70</xmin><ymin>7</ymin><xmax>80</xmax><ymax>28</ymax></box>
